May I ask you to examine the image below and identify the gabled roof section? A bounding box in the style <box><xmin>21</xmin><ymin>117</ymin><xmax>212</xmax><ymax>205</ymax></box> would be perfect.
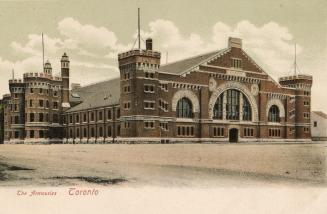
<box><xmin>158</xmin><ymin>48</ymin><xmax>229</xmax><ymax>75</ymax></box>
<box><xmin>66</xmin><ymin>78</ymin><xmax>120</xmax><ymax>113</ymax></box>
<box><xmin>313</xmin><ymin>111</ymin><xmax>327</xmax><ymax>119</ymax></box>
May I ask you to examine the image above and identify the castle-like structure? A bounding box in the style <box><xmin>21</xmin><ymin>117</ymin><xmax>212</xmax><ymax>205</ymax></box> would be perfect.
<box><xmin>1</xmin><ymin>37</ymin><xmax>313</xmax><ymax>144</ymax></box>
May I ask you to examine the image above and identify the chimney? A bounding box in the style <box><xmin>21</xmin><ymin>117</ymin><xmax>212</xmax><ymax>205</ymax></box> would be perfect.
<box><xmin>228</xmin><ymin>37</ymin><xmax>242</xmax><ymax>49</ymax></box>
<box><xmin>146</xmin><ymin>38</ymin><xmax>153</xmax><ymax>51</ymax></box>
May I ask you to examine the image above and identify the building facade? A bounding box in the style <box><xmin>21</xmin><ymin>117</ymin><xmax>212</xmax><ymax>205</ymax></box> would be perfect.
<box><xmin>311</xmin><ymin>111</ymin><xmax>327</xmax><ymax>141</ymax></box>
<box><xmin>1</xmin><ymin>37</ymin><xmax>313</xmax><ymax>144</ymax></box>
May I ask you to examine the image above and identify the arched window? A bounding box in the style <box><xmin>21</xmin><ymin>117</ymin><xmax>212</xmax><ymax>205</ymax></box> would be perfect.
<box><xmin>268</xmin><ymin>105</ymin><xmax>280</xmax><ymax>122</ymax></box>
<box><xmin>176</xmin><ymin>97</ymin><xmax>193</xmax><ymax>118</ymax></box>
<box><xmin>76</xmin><ymin>128</ymin><xmax>80</xmax><ymax>138</ymax></box>
<box><xmin>242</xmin><ymin>95</ymin><xmax>252</xmax><ymax>121</ymax></box>
<box><xmin>91</xmin><ymin>128</ymin><xmax>95</xmax><ymax>137</ymax></box>
<box><xmin>69</xmin><ymin>129</ymin><xmax>73</xmax><ymax>138</ymax></box>
<box><xmin>213</xmin><ymin>94</ymin><xmax>223</xmax><ymax>119</ymax></box>
<box><xmin>226</xmin><ymin>89</ymin><xmax>240</xmax><ymax>120</ymax></box>
<box><xmin>99</xmin><ymin>127</ymin><xmax>103</xmax><ymax>137</ymax></box>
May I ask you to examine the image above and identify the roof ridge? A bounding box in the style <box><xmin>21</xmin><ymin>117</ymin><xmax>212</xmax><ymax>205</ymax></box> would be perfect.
<box><xmin>72</xmin><ymin>77</ymin><xmax>119</xmax><ymax>91</ymax></box>
<box><xmin>161</xmin><ymin>49</ymin><xmax>225</xmax><ymax>67</ymax></box>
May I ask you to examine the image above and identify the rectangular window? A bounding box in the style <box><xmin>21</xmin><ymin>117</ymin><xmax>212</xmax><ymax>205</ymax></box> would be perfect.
<box><xmin>124</xmin><ymin>102</ymin><xmax>131</xmax><ymax>110</ymax></box>
<box><xmin>177</xmin><ymin>126</ymin><xmax>195</xmax><ymax>137</ymax></box>
<box><xmin>145</xmin><ymin>72</ymin><xmax>155</xmax><ymax>79</ymax></box>
<box><xmin>231</xmin><ymin>58</ymin><xmax>242</xmax><ymax>69</ymax></box>
<box><xmin>243</xmin><ymin>128</ymin><xmax>254</xmax><ymax>137</ymax></box>
<box><xmin>304</xmin><ymin>101</ymin><xmax>310</xmax><ymax>106</ymax></box>
<box><xmin>314</xmin><ymin>121</ymin><xmax>317</xmax><ymax>127</ymax></box>
<box><xmin>159</xmin><ymin>83</ymin><xmax>168</xmax><ymax>91</ymax></box>
<box><xmin>124</xmin><ymin>122</ymin><xmax>130</xmax><ymax>129</ymax></box>
<box><xmin>304</xmin><ymin>127</ymin><xmax>310</xmax><ymax>133</ymax></box>
<box><xmin>39</xmin><ymin>113</ymin><xmax>44</xmax><ymax>122</ymax></box>
<box><xmin>213</xmin><ymin>127</ymin><xmax>224</xmax><ymax>137</ymax></box>
<box><xmin>144</xmin><ymin>101</ymin><xmax>155</xmax><ymax>110</ymax></box>
<box><xmin>268</xmin><ymin>128</ymin><xmax>281</xmax><ymax>137</ymax></box>
<box><xmin>39</xmin><ymin>88</ymin><xmax>43</xmax><ymax>94</ymax></box>
<box><xmin>144</xmin><ymin>84</ymin><xmax>155</xmax><ymax>93</ymax></box>
<box><xmin>123</xmin><ymin>85</ymin><xmax>131</xmax><ymax>93</ymax></box>
<box><xmin>76</xmin><ymin>114</ymin><xmax>79</xmax><ymax>123</ymax></box>
<box><xmin>39</xmin><ymin>100</ymin><xmax>44</xmax><ymax>107</ymax></box>
<box><xmin>53</xmin><ymin>102</ymin><xmax>58</xmax><ymax>109</ymax></box>
<box><xmin>159</xmin><ymin>99</ymin><xmax>169</xmax><ymax>112</ymax></box>
<box><xmin>304</xmin><ymin>112</ymin><xmax>310</xmax><ymax>119</ymax></box>
<box><xmin>144</xmin><ymin>121</ymin><xmax>155</xmax><ymax>129</ymax></box>
<box><xmin>69</xmin><ymin>115</ymin><xmax>73</xmax><ymax>124</ymax></box>
<box><xmin>90</xmin><ymin>112</ymin><xmax>94</xmax><ymax>121</ymax></box>
<box><xmin>30</xmin><ymin>100</ymin><xmax>33</xmax><ymax>107</ymax></box>
<box><xmin>30</xmin><ymin>130</ymin><xmax>34</xmax><ymax>138</ymax></box>
<box><xmin>107</xmin><ymin>110</ymin><xmax>112</xmax><ymax>120</ymax></box>
<box><xmin>159</xmin><ymin>122</ymin><xmax>169</xmax><ymax>131</ymax></box>
<box><xmin>52</xmin><ymin>114</ymin><xmax>59</xmax><ymax>123</ymax></box>
<box><xmin>98</xmin><ymin>111</ymin><xmax>103</xmax><ymax>121</ymax></box>
<box><xmin>30</xmin><ymin>113</ymin><xmax>35</xmax><ymax>122</ymax></box>
<box><xmin>107</xmin><ymin>126</ymin><xmax>112</xmax><ymax>137</ymax></box>
<box><xmin>30</xmin><ymin>88</ymin><xmax>34</xmax><ymax>94</ymax></box>
<box><xmin>83</xmin><ymin>113</ymin><xmax>87</xmax><ymax>122</ymax></box>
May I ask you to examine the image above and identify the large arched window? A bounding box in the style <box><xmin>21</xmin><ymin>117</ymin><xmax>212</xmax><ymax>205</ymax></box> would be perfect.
<box><xmin>213</xmin><ymin>90</ymin><xmax>252</xmax><ymax>121</ymax></box>
<box><xmin>226</xmin><ymin>89</ymin><xmax>240</xmax><ymax>120</ymax></box>
<box><xmin>176</xmin><ymin>97</ymin><xmax>193</xmax><ymax>118</ymax></box>
<box><xmin>213</xmin><ymin>95</ymin><xmax>223</xmax><ymax>119</ymax></box>
<box><xmin>268</xmin><ymin>105</ymin><xmax>280</xmax><ymax>122</ymax></box>
<box><xmin>243</xmin><ymin>95</ymin><xmax>252</xmax><ymax>121</ymax></box>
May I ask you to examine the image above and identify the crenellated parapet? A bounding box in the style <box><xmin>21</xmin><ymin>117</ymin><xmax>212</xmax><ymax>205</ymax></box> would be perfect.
<box><xmin>279</xmin><ymin>74</ymin><xmax>313</xmax><ymax>90</ymax></box>
<box><xmin>118</xmin><ymin>49</ymin><xmax>161</xmax><ymax>60</ymax></box>
<box><xmin>23</xmin><ymin>72</ymin><xmax>62</xmax><ymax>81</ymax></box>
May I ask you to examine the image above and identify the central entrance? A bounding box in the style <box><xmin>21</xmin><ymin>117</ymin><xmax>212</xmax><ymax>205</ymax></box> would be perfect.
<box><xmin>229</xmin><ymin>128</ymin><xmax>238</xmax><ymax>143</ymax></box>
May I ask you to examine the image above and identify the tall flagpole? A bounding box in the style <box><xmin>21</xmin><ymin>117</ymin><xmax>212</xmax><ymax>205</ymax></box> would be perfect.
<box><xmin>138</xmin><ymin>8</ymin><xmax>141</xmax><ymax>50</ymax></box>
<box><xmin>294</xmin><ymin>43</ymin><xmax>297</xmax><ymax>76</ymax></box>
<box><xmin>42</xmin><ymin>33</ymin><xmax>45</xmax><ymax>71</ymax></box>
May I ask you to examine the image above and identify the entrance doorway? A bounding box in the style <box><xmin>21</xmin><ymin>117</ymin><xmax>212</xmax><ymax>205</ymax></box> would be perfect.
<box><xmin>229</xmin><ymin>128</ymin><xmax>238</xmax><ymax>143</ymax></box>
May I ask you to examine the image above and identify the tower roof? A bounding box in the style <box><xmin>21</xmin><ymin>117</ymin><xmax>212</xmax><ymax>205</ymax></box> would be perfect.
<box><xmin>44</xmin><ymin>60</ymin><xmax>52</xmax><ymax>68</ymax></box>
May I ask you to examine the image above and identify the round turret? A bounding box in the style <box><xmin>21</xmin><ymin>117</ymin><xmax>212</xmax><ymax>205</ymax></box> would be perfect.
<box><xmin>44</xmin><ymin>60</ymin><xmax>52</xmax><ymax>75</ymax></box>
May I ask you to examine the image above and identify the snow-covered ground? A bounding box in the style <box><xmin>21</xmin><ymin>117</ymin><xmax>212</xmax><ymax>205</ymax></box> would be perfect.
<box><xmin>0</xmin><ymin>142</ymin><xmax>326</xmax><ymax>187</ymax></box>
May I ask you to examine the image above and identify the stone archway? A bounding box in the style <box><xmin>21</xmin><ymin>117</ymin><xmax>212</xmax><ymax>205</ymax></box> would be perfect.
<box><xmin>208</xmin><ymin>82</ymin><xmax>259</xmax><ymax>122</ymax></box>
<box><xmin>172</xmin><ymin>89</ymin><xmax>200</xmax><ymax>113</ymax></box>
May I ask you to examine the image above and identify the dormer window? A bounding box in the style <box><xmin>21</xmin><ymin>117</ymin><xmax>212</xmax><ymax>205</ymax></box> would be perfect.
<box><xmin>231</xmin><ymin>58</ymin><xmax>242</xmax><ymax>69</ymax></box>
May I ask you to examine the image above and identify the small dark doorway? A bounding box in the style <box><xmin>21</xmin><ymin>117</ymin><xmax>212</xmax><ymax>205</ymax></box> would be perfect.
<box><xmin>229</xmin><ymin>128</ymin><xmax>238</xmax><ymax>143</ymax></box>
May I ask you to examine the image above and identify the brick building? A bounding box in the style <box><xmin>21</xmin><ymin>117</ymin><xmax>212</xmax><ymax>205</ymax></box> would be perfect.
<box><xmin>1</xmin><ymin>37</ymin><xmax>313</xmax><ymax>144</ymax></box>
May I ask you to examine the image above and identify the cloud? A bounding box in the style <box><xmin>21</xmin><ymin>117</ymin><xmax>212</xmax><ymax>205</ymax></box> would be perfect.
<box><xmin>2</xmin><ymin>17</ymin><xmax>325</xmax><ymax>111</ymax></box>
<box><xmin>141</xmin><ymin>19</ymin><xmax>207</xmax><ymax>61</ymax></box>
<box><xmin>58</xmin><ymin>17</ymin><xmax>127</xmax><ymax>53</ymax></box>
<box><xmin>11</xmin><ymin>34</ymin><xmax>63</xmax><ymax>57</ymax></box>
<box><xmin>140</xmin><ymin>19</ymin><xmax>301</xmax><ymax>80</ymax></box>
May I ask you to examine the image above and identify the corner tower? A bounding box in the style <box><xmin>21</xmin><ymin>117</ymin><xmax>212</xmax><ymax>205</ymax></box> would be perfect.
<box><xmin>118</xmin><ymin>38</ymin><xmax>161</xmax><ymax>139</ymax></box>
<box><xmin>61</xmin><ymin>53</ymin><xmax>70</xmax><ymax>109</ymax></box>
<box><xmin>279</xmin><ymin>75</ymin><xmax>313</xmax><ymax>139</ymax></box>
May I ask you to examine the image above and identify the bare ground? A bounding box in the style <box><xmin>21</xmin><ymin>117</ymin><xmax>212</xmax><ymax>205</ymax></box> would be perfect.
<box><xmin>0</xmin><ymin>142</ymin><xmax>326</xmax><ymax>187</ymax></box>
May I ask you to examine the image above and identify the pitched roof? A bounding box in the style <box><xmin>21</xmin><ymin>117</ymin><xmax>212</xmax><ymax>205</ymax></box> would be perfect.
<box><xmin>158</xmin><ymin>48</ymin><xmax>229</xmax><ymax>75</ymax></box>
<box><xmin>66</xmin><ymin>78</ymin><xmax>120</xmax><ymax>113</ymax></box>
<box><xmin>313</xmin><ymin>111</ymin><xmax>327</xmax><ymax>119</ymax></box>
